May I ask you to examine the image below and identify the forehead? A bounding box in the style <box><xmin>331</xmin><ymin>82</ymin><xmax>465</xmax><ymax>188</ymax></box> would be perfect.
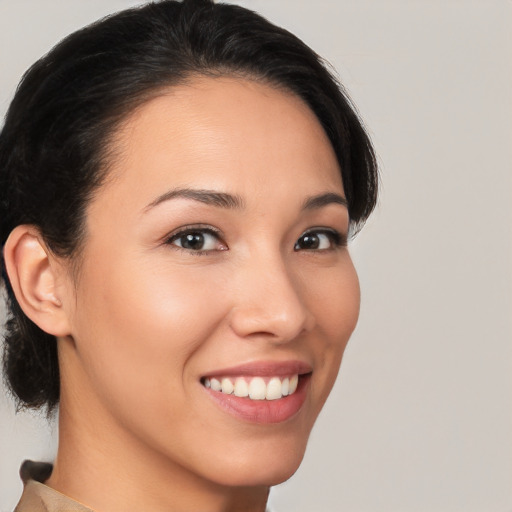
<box><xmin>98</xmin><ymin>76</ymin><xmax>343</xmax><ymax>207</ymax></box>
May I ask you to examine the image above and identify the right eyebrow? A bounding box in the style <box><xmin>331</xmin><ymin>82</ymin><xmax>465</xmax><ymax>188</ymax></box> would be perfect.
<box><xmin>301</xmin><ymin>192</ymin><xmax>348</xmax><ymax>211</ymax></box>
<box><xmin>142</xmin><ymin>187</ymin><xmax>245</xmax><ymax>213</ymax></box>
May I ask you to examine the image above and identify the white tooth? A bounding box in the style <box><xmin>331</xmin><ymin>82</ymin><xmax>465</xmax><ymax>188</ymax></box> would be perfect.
<box><xmin>289</xmin><ymin>375</ymin><xmax>299</xmax><ymax>395</ymax></box>
<box><xmin>248</xmin><ymin>377</ymin><xmax>266</xmax><ymax>400</ymax></box>
<box><xmin>281</xmin><ymin>377</ymin><xmax>290</xmax><ymax>396</ymax></box>
<box><xmin>234</xmin><ymin>377</ymin><xmax>249</xmax><ymax>397</ymax></box>
<box><xmin>221</xmin><ymin>378</ymin><xmax>234</xmax><ymax>395</ymax></box>
<box><xmin>266</xmin><ymin>377</ymin><xmax>283</xmax><ymax>400</ymax></box>
<box><xmin>210</xmin><ymin>378</ymin><xmax>221</xmax><ymax>392</ymax></box>
<box><xmin>204</xmin><ymin>378</ymin><xmax>211</xmax><ymax>389</ymax></box>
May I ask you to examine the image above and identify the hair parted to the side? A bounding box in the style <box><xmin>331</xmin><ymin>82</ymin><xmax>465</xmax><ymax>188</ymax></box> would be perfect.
<box><xmin>0</xmin><ymin>0</ymin><xmax>378</xmax><ymax>413</ymax></box>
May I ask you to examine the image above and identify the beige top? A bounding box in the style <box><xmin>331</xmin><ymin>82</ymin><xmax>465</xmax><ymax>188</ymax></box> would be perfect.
<box><xmin>15</xmin><ymin>460</ymin><xmax>272</xmax><ymax>512</ymax></box>
<box><xmin>15</xmin><ymin>461</ymin><xmax>93</xmax><ymax>512</ymax></box>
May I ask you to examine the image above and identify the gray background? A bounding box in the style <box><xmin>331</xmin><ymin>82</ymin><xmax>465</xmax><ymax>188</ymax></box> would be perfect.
<box><xmin>1</xmin><ymin>1</ymin><xmax>511</xmax><ymax>511</ymax></box>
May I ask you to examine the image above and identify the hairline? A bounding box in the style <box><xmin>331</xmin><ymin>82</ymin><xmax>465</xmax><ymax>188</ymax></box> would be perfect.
<box><xmin>63</xmin><ymin>68</ymin><xmax>330</xmax><ymax>286</ymax></box>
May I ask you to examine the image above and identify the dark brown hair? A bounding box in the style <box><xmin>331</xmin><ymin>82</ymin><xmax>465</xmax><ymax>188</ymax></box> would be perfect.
<box><xmin>0</xmin><ymin>0</ymin><xmax>378</xmax><ymax>413</ymax></box>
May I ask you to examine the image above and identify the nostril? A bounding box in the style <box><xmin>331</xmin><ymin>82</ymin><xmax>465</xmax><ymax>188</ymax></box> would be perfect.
<box><xmin>228</xmin><ymin>302</ymin><xmax>313</xmax><ymax>342</ymax></box>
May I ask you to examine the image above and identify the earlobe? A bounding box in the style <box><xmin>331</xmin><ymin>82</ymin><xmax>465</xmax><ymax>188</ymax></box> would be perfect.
<box><xmin>4</xmin><ymin>225</ymin><xmax>72</xmax><ymax>337</ymax></box>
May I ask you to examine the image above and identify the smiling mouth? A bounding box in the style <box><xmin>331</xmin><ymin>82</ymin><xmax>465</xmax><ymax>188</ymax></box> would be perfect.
<box><xmin>202</xmin><ymin>374</ymin><xmax>300</xmax><ymax>401</ymax></box>
<box><xmin>200</xmin><ymin>362</ymin><xmax>312</xmax><ymax>423</ymax></box>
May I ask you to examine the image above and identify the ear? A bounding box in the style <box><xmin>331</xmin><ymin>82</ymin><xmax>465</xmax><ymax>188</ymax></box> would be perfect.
<box><xmin>3</xmin><ymin>225</ymin><xmax>72</xmax><ymax>337</ymax></box>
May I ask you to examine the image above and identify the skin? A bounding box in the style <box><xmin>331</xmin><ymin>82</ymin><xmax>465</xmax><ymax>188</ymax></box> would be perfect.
<box><xmin>13</xmin><ymin>77</ymin><xmax>361</xmax><ymax>512</ymax></box>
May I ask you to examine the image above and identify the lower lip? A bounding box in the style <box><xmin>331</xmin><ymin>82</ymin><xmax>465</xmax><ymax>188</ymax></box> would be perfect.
<box><xmin>203</xmin><ymin>374</ymin><xmax>311</xmax><ymax>424</ymax></box>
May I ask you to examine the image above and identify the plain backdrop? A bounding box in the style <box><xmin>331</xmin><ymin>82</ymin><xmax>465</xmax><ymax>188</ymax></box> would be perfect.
<box><xmin>1</xmin><ymin>1</ymin><xmax>511</xmax><ymax>511</ymax></box>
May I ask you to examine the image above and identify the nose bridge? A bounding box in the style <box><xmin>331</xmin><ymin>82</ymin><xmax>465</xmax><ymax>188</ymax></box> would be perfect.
<box><xmin>229</xmin><ymin>245</ymin><xmax>314</xmax><ymax>341</ymax></box>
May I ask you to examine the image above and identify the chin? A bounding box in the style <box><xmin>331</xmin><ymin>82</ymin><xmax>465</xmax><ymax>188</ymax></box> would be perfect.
<box><xmin>207</xmin><ymin>440</ymin><xmax>308</xmax><ymax>488</ymax></box>
<box><xmin>216</xmin><ymin>462</ymin><xmax>303</xmax><ymax>488</ymax></box>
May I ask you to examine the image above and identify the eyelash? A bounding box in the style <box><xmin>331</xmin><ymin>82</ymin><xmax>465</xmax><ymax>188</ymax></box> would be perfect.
<box><xmin>164</xmin><ymin>225</ymin><xmax>226</xmax><ymax>256</ymax></box>
<box><xmin>164</xmin><ymin>225</ymin><xmax>347</xmax><ymax>255</ymax></box>
<box><xmin>294</xmin><ymin>228</ymin><xmax>347</xmax><ymax>252</ymax></box>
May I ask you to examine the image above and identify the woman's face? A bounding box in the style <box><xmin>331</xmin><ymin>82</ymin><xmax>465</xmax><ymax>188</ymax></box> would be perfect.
<box><xmin>58</xmin><ymin>76</ymin><xmax>360</xmax><ymax>487</ymax></box>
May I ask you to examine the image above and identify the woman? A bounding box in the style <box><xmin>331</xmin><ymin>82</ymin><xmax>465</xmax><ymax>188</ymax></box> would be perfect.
<box><xmin>0</xmin><ymin>1</ymin><xmax>378</xmax><ymax>511</ymax></box>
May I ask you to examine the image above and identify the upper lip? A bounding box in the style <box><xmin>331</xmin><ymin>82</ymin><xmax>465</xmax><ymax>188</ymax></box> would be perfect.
<box><xmin>201</xmin><ymin>360</ymin><xmax>312</xmax><ymax>378</ymax></box>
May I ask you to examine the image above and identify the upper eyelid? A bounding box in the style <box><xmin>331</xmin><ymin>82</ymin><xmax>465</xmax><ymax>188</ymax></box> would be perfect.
<box><xmin>164</xmin><ymin>224</ymin><xmax>223</xmax><ymax>241</ymax></box>
<box><xmin>300</xmin><ymin>226</ymin><xmax>339</xmax><ymax>234</ymax></box>
<box><xmin>300</xmin><ymin>226</ymin><xmax>346</xmax><ymax>239</ymax></box>
<box><xmin>297</xmin><ymin>227</ymin><xmax>347</xmax><ymax>247</ymax></box>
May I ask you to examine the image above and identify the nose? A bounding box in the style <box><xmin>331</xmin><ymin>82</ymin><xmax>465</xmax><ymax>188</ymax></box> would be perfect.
<box><xmin>228</xmin><ymin>252</ymin><xmax>315</xmax><ymax>343</ymax></box>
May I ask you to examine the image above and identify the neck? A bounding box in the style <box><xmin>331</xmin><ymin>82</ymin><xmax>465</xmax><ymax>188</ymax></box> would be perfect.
<box><xmin>47</xmin><ymin>389</ymin><xmax>269</xmax><ymax>512</ymax></box>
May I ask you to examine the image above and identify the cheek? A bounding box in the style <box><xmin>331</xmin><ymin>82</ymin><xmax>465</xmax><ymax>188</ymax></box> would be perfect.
<box><xmin>328</xmin><ymin>264</ymin><xmax>360</xmax><ymax>343</ymax></box>
<box><xmin>304</xmin><ymin>256</ymin><xmax>360</xmax><ymax>399</ymax></box>
<box><xmin>69</xmin><ymin>253</ymin><xmax>230</xmax><ymax>411</ymax></box>
<box><xmin>305</xmin><ymin>255</ymin><xmax>360</xmax><ymax>343</ymax></box>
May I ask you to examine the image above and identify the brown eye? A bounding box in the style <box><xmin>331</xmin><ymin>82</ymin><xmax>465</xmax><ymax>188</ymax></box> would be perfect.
<box><xmin>294</xmin><ymin>230</ymin><xmax>342</xmax><ymax>251</ymax></box>
<box><xmin>178</xmin><ymin>232</ymin><xmax>208</xmax><ymax>250</ymax></box>
<box><xmin>167</xmin><ymin>228</ymin><xmax>225</xmax><ymax>252</ymax></box>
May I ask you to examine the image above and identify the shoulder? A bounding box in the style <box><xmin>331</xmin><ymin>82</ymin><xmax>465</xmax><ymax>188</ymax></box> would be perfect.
<box><xmin>15</xmin><ymin>461</ymin><xmax>93</xmax><ymax>512</ymax></box>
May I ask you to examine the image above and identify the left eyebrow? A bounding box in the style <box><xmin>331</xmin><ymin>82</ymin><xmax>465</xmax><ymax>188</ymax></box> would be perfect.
<box><xmin>301</xmin><ymin>192</ymin><xmax>348</xmax><ymax>211</ymax></box>
<box><xmin>143</xmin><ymin>187</ymin><xmax>245</xmax><ymax>213</ymax></box>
